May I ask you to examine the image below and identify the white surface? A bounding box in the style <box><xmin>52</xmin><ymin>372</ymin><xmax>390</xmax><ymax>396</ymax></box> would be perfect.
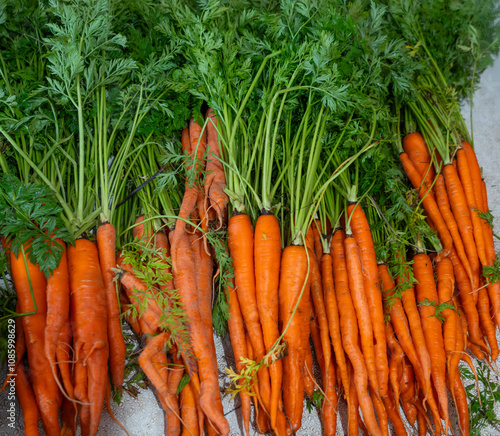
<box><xmin>1</xmin><ymin>53</ymin><xmax>500</xmax><ymax>436</ymax></box>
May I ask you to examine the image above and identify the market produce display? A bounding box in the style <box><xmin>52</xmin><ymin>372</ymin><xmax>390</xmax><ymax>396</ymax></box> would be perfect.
<box><xmin>1</xmin><ymin>0</ymin><xmax>500</xmax><ymax>435</ymax></box>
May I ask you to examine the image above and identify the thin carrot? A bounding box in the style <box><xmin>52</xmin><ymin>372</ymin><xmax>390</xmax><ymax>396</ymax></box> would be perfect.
<box><xmin>344</xmin><ymin>232</ymin><xmax>380</xmax><ymax>396</ymax></box>
<box><xmin>435</xmin><ymin>174</ymin><xmax>474</xmax><ymax>286</ymax></box>
<box><xmin>400</xmin><ymin>152</ymin><xmax>453</xmax><ymax>256</ymax></box>
<box><xmin>332</xmin><ymin>230</ymin><xmax>382</xmax><ymax>436</ymax></box>
<box><xmin>403</xmin><ymin>132</ymin><xmax>436</xmax><ymax>194</ymax></box>
<box><xmin>384</xmin><ymin>322</ymin><xmax>405</xmax><ymax>407</ymax></box>
<box><xmin>323</xmin><ymin>243</ymin><xmax>350</xmax><ymax>403</ymax></box>
<box><xmin>477</xmin><ymin>285</ymin><xmax>499</xmax><ymax>361</ymax></box>
<box><xmin>382</xmin><ymin>389</ymin><xmax>407</xmax><ymax>436</ymax></box>
<box><xmin>227</xmin><ymin>280</ymin><xmax>251</xmax><ymax>436</ymax></box>
<box><xmin>16</xmin><ymin>361</ymin><xmax>41</xmax><ymax>435</ymax></box>
<box><xmin>443</xmin><ymin>163</ymin><xmax>480</xmax><ymax>291</ymax></box>
<box><xmin>453</xmin><ymin>375</ymin><xmax>469</xmax><ymax>436</ymax></box>
<box><xmin>413</xmin><ymin>253</ymin><xmax>449</xmax><ymax>432</ymax></box>
<box><xmin>57</xmin><ymin>322</ymin><xmax>75</xmax><ymax>400</ymax></box>
<box><xmin>348</xmin><ymin>203</ymin><xmax>388</xmax><ymax>397</ymax></box>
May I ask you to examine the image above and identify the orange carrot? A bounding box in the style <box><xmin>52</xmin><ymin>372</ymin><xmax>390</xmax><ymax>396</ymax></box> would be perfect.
<box><xmin>97</xmin><ymin>223</ymin><xmax>126</xmax><ymax>387</ymax></box>
<box><xmin>181</xmin><ymin>381</ymin><xmax>200</xmax><ymax>436</ymax></box>
<box><xmin>347</xmin><ymin>204</ymin><xmax>388</xmax><ymax>397</ymax></box>
<box><xmin>413</xmin><ymin>253</ymin><xmax>449</xmax><ymax>432</ymax></box>
<box><xmin>279</xmin><ymin>245</ymin><xmax>311</xmax><ymax>433</ymax></box>
<box><xmin>11</xmin><ymin>247</ymin><xmax>61</xmax><ymax>436</ymax></box>
<box><xmin>68</xmin><ymin>239</ymin><xmax>109</xmax><ymax>436</ymax></box>
<box><xmin>332</xmin><ymin>231</ymin><xmax>382</xmax><ymax>436</ymax></box>
<box><xmin>403</xmin><ymin>132</ymin><xmax>436</xmax><ymax>194</ymax></box>
<box><xmin>16</xmin><ymin>361</ymin><xmax>41</xmax><ymax>435</ymax></box>
<box><xmin>254</xmin><ymin>213</ymin><xmax>282</xmax><ymax>428</ymax></box>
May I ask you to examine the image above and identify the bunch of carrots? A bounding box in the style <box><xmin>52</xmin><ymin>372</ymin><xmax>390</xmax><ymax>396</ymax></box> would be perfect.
<box><xmin>0</xmin><ymin>228</ymin><xmax>126</xmax><ymax>436</ymax></box>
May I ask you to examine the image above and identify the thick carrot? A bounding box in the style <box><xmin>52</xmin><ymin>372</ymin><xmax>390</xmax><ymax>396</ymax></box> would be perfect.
<box><xmin>227</xmin><ymin>281</ymin><xmax>251</xmax><ymax>436</ymax></box>
<box><xmin>435</xmin><ymin>174</ymin><xmax>474</xmax><ymax>285</ymax></box>
<box><xmin>413</xmin><ymin>253</ymin><xmax>449</xmax><ymax>432</ymax></box>
<box><xmin>228</xmin><ymin>214</ymin><xmax>272</xmax><ymax>419</ymax></box>
<box><xmin>347</xmin><ymin>204</ymin><xmax>388</xmax><ymax>397</ymax></box>
<box><xmin>97</xmin><ymin>223</ymin><xmax>126</xmax><ymax>387</ymax></box>
<box><xmin>181</xmin><ymin>381</ymin><xmax>200</xmax><ymax>436</ymax></box>
<box><xmin>343</xmin><ymin>233</ymin><xmax>380</xmax><ymax>396</ymax></box>
<box><xmin>254</xmin><ymin>213</ymin><xmax>282</xmax><ymax>428</ymax></box>
<box><xmin>400</xmin><ymin>152</ymin><xmax>453</xmax><ymax>256</ymax></box>
<box><xmin>68</xmin><ymin>239</ymin><xmax>109</xmax><ymax>436</ymax></box>
<box><xmin>443</xmin><ymin>163</ymin><xmax>481</xmax><ymax>291</ymax></box>
<box><xmin>171</xmin><ymin>229</ymin><xmax>229</xmax><ymax>435</ymax></box>
<box><xmin>16</xmin><ymin>361</ymin><xmax>41</xmax><ymax>435</ymax></box>
<box><xmin>448</xmin><ymin>248</ymin><xmax>488</xmax><ymax>353</ymax></box>
<box><xmin>204</xmin><ymin>108</ymin><xmax>228</xmax><ymax>227</ymax></box>
<box><xmin>322</xmin><ymin>245</ymin><xmax>350</xmax><ymax>403</ymax></box>
<box><xmin>332</xmin><ymin>231</ymin><xmax>382</xmax><ymax>436</ymax></box>
<box><xmin>279</xmin><ymin>245</ymin><xmax>311</xmax><ymax>432</ymax></box>
<box><xmin>11</xmin><ymin>247</ymin><xmax>61</xmax><ymax>436</ymax></box>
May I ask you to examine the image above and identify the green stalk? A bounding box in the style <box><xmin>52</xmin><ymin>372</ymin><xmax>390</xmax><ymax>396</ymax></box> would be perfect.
<box><xmin>76</xmin><ymin>77</ymin><xmax>85</xmax><ymax>225</ymax></box>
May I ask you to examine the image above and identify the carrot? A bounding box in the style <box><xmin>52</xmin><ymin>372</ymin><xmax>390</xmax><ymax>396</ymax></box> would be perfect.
<box><xmin>347</xmin><ymin>368</ymin><xmax>359</xmax><ymax>436</ymax></box>
<box><xmin>11</xmin><ymin>247</ymin><xmax>61</xmax><ymax>436</ymax></box>
<box><xmin>254</xmin><ymin>213</ymin><xmax>282</xmax><ymax>428</ymax></box>
<box><xmin>310</xmin><ymin>307</ymin><xmax>337</xmax><ymax>436</ymax></box>
<box><xmin>181</xmin><ymin>381</ymin><xmax>200</xmax><ymax>436</ymax></box>
<box><xmin>68</xmin><ymin>239</ymin><xmax>109</xmax><ymax>436</ymax></box>
<box><xmin>279</xmin><ymin>245</ymin><xmax>312</xmax><ymax>432</ymax></box>
<box><xmin>457</xmin><ymin>149</ymin><xmax>488</xmax><ymax>266</ymax></box>
<box><xmin>400</xmin><ymin>361</ymin><xmax>417</xmax><ymax>426</ymax></box>
<box><xmin>227</xmin><ymin>280</ymin><xmax>251</xmax><ymax>436</ymax></box>
<box><xmin>16</xmin><ymin>361</ymin><xmax>41</xmax><ymax>435</ymax></box>
<box><xmin>371</xmin><ymin>388</ymin><xmax>389</xmax><ymax>436</ymax></box>
<box><xmin>97</xmin><ymin>223</ymin><xmax>126</xmax><ymax>387</ymax></box>
<box><xmin>308</xmin><ymin>248</ymin><xmax>332</xmax><ymax>390</ymax></box>
<box><xmin>312</xmin><ymin>219</ymin><xmax>323</xmax><ymax>260</ymax></box>
<box><xmin>138</xmin><ymin>332</ymin><xmax>181</xmax><ymax>435</ymax></box>
<box><xmin>204</xmin><ymin>108</ymin><xmax>228</xmax><ymax>228</ymax></box>
<box><xmin>417</xmin><ymin>408</ymin><xmax>427</xmax><ymax>436</ymax></box>
<box><xmin>436</xmin><ymin>258</ymin><xmax>458</xmax><ymax>388</ymax></box>
<box><xmin>303</xmin><ymin>338</ymin><xmax>315</xmax><ymax>397</ymax></box>
<box><xmin>382</xmin><ymin>389</ymin><xmax>408</xmax><ymax>436</ymax></box>
<box><xmin>403</xmin><ymin>132</ymin><xmax>436</xmax><ymax>194</ymax></box>
<box><xmin>413</xmin><ymin>253</ymin><xmax>449</xmax><ymax>432</ymax></box>
<box><xmin>170</xmin><ymin>229</ymin><xmax>229</xmax><ymax>435</ymax></box>
<box><xmin>435</xmin><ymin>174</ymin><xmax>474</xmax><ymax>286</ymax></box>
<box><xmin>343</xmin><ymin>232</ymin><xmax>380</xmax><ymax>396</ymax></box>
<box><xmin>120</xmin><ymin>290</ymin><xmax>142</xmax><ymax>336</ymax></box>
<box><xmin>453</xmin><ymin>375</ymin><xmax>469</xmax><ymax>436</ymax></box>
<box><xmin>443</xmin><ymin>163</ymin><xmax>481</xmax><ymax>291</ymax></box>
<box><xmin>400</xmin><ymin>152</ymin><xmax>453</xmax><ymax>256</ymax></box>
<box><xmin>228</xmin><ymin>214</ymin><xmax>273</xmax><ymax>419</ymax></box>
<box><xmin>379</xmin><ymin>263</ymin><xmax>426</xmax><ymax>400</ymax></box>
<box><xmin>332</xmin><ymin>231</ymin><xmax>382</xmax><ymax>436</ymax></box>
<box><xmin>448</xmin><ymin>248</ymin><xmax>488</xmax><ymax>354</ymax></box>
<box><xmin>384</xmin><ymin>322</ymin><xmax>405</xmax><ymax>407</ymax></box>
<box><xmin>61</xmin><ymin>395</ymin><xmax>77</xmax><ymax>436</ymax></box>
<box><xmin>347</xmin><ymin>204</ymin><xmax>388</xmax><ymax>397</ymax></box>
<box><xmin>401</xmin><ymin>398</ymin><xmax>417</xmax><ymax>428</ymax></box>
<box><xmin>477</xmin><ymin>285</ymin><xmax>499</xmax><ymax>361</ymax></box>
<box><xmin>57</xmin><ymin>322</ymin><xmax>75</xmax><ymax>400</ymax></box>
<box><xmin>322</xmin><ymin>244</ymin><xmax>350</xmax><ymax>403</ymax></box>
<box><xmin>397</xmin><ymin>259</ymin><xmax>432</xmax><ymax>400</ymax></box>
<box><xmin>44</xmin><ymin>239</ymin><xmax>71</xmax><ymax>395</ymax></box>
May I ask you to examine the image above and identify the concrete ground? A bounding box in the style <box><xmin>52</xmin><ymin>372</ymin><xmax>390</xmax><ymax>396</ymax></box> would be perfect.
<box><xmin>1</xmin><ymin>50</ymin><xmax>499</xmax><ymax>436</ymax></box>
